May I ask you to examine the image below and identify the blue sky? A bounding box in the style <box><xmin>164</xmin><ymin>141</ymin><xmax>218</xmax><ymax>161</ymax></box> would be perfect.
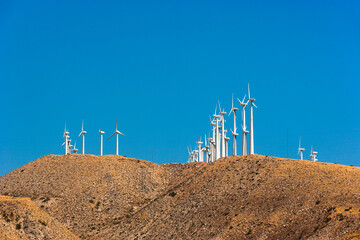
<box><xmin>0</xmin><ymin>0</ymin><xmax>359</xmax><ymax>176</ymax></box>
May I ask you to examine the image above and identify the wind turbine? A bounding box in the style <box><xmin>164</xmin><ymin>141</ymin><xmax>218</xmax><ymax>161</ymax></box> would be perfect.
<box><xmin>298</xmin><ymin>137</ymin><xmax>305</xmax><ymax>160</ymax></box>
<box><xmin>229</xmin><ymin>94</ymin><xmax>239</xmax><ymax>156</ymax></box>
<box><xmin>248</xmin><ymin>84</ymin><xmax>257</xmax><ymax>155</ymax></box>
<box><xmin>63</xmin><ymin>123</ymin><xmax>70</xmax><ymax>155</ymax></box>
<box><xmin>207</xmin><ymin>135</ymin><xmax>213</xmax><ymax>163</ymax></box>
<box><xmin>238</xmin><ymin>95</ymin><xmax>249</xmax><ymax>155</ymax></box>
<box><xmin>187</xmin><ymin>146</ymin><xmax>192</xmax><ymax>163</ymax></box>
<box><xmin>99</xmin><ymin>128</ymin><xmax>105</xmax><ymax>156</ymax></box>
<box><xmin>218</xmin><ymin>101</ymin><xmax>227</xmax><ymax>158</ymax></box>
<box><xmin>209</xmin><ymin>116</ymin><xmax>216</xmax><ymax>162</ymax></box>
<box><xmin>213</xmin><ymin>106</ymin><xmax>221</xmax><ymax>160</ymax></box>
<box><xmin>204</xmin><ymin>134</ymin><xmax>210</xmax><ymax>163</ymax></box>
<box><xmin>196</xmin><ymin>137</ymin><xmax>204</xmax><ymax>162</ymax></box>
<box><xmin>78</xmin><ymin>121</ymin><xmax>87</xmax><ymax>155</ymax></box>
<box><xmin>72</xmin><ymin>140</ymin><xmax>78</xmax><ymax>154</ymax></box>
<box><xmin>107</xmin><ymin>120</ymin><xmax>125</xmax><ymax>156</ymax></box>
<box><xmin>310</xmin><ymin>146</ymin><xmax>318</xmax><ymax>162</ymax></box>
<box><xmin>224</xmin><ymin>130</ymin><xmax>230</xmax><ymax>157</ymax></box>
<box><xmin>68</xmin><ymin>139</ymin><xmax>73</xmax><ymax>154</ymax></box>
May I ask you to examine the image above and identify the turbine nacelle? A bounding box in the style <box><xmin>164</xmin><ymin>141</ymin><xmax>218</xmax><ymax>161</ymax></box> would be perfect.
<box><xmin>116</xmin><ymin>130</ymin><xmax>125</xmax><ymax>136</ymax></box>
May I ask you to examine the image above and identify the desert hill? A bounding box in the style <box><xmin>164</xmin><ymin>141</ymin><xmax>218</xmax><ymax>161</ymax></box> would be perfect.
<box><xmin>0</xmin><ymin>195</ymin><xmax>79</xmax><ymax>240</ymax></box>
<box><xmin>0</xmin><ymin>154</ymin><xmax>360</xmax><ymax>239</ymax></box>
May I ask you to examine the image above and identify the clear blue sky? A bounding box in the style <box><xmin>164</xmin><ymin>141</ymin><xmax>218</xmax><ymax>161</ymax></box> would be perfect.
<box><xmin>1</xmin><ymin>0</ymin><xmax>359</xmax><ymax>176</ymax></box>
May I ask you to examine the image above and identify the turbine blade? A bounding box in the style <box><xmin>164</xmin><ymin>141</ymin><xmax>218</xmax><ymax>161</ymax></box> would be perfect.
<box><xmin>115</xmin><ymin>120</ymin><xmax>117</xmax><ymax>130</ymax></box>
<box><xmin>237</xmin><ymin>97</ymin><xmax>242</xmax><ymax>103</ymax></box>
<box><xmin>228</xmin><ymin>109</ymin><xmax>233</xmax><ymax>116</ymax></box>
<box><xmin>78</xmin><ymin>132</ymin><xmax>82</xmax><ymax>137</ymax></box>
<box><xmin>242</xmin><ymin>94</ymin><xmax>246</xmax><ymax>103</ymax></box>
<box><xmin>82</xmin><ymin>120</ymin><xmax>84</xmax><ymax>131</ymax></box>
<box><xmin>218</xmin><ymin>100</ymin><xmax>222</xmax><ymax>113</ymax></box>
<box><xmin>107</xmin><ymin>132</ymin><xmax>116</xmax><ymax>140</ymax></box>
<box><xmin>253</xmin><ymin>103</ymin><xmax>258</xmax><ymax>108</ymax></box>
<box><xmin>248</xmin><ymin>83</ymin><xmax>251</xmax><ymax>99</ymax></box>
<box><xmin>232</xmin><ymin>93</ymin><xmax>234</xmax><ymax>108</ymax></box>
<box><xmin>119</xmin><ymin>131</ymin><xmax>126</xmax><ymax>136</ymax></box>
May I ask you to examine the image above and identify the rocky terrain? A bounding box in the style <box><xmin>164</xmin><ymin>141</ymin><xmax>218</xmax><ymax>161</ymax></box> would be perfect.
<box><xmin>0</xmin><ymin>154</ymin><xmax>360</xmax><ymax>239</ymax></box>
<box><xmin>0</xmin><ymin>195</ymin><xmax>78</xmax><ymax>240</ymax></box>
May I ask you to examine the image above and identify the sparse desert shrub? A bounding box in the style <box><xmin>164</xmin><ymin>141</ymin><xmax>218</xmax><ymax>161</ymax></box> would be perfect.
<box><xmin>38</xmin><ymin>220</ymin><xmax>47</xmax><ymax>226</ymax></box>
<box><xmin>16</xmin><ymin>223</ymin><xmax>21</xmax><ymax>229</ymax></box>
<box><xmin>89</xmin><ymin>199</ymin><xmax>94</xmax><ymax>203</ymax></box>
<box><xmin>169</xmin><ymin>191</ymin><xmax>176</xmax><ymax>197</ymax></box>
<box><xmin>96</xmin><ymin>201</ymin><xmax>100</xmax><ymax>207</ymax></box>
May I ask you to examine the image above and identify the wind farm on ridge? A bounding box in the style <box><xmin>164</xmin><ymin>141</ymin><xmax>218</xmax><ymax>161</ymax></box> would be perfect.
<box><xmin>62</xmin><ymin>83</ymin><xmax>319</xmax><ymax>163</ymax></box>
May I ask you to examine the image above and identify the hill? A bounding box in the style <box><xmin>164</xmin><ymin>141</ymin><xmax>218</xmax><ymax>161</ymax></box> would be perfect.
<box><xmin>0</xmin><ymin>195</ymin><xmax>79</xmax><ymax>240</ymax></box>
<box><xmin>0</xmin><ymin>154</ymin><xmax>360</xmax><ymax>239</ymax></box>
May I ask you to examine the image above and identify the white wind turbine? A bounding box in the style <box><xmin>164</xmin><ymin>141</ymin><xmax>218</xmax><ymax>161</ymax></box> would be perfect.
<box><xmin>72</xmin><ymin>140</ymin><xmax>78</xmax><ymax>154</ymax></box>
<box><xmin>196</xmin><ymin>137</ymin><xmax>204</xmax><ymax>162</ymax></box>
<box><xmin>224</xmin><ymin>130</ymin><xmax>230</xmax><ymax>157</ymax></box>
<box><xmin>107</xmin><ymin>120</ymin><xmax>125</xmax><ymax>156</ymax></box>
<box><xmin>207</xmin><ymin>135</ymin><xmax>213</xmax><ymax>163</ymax></box>
<box><xmin>99</xmin><ymin>128</ymin><xmax>105</xmax><ymax>156</ymax></box>
<box><xmin>193</xmin><ymin>149</ymin><xmax>199</xmax><ymax>162</ymax></box>
<box><xmin>63</xmin><ymin>123</ymin><xmax>70</xmax><ymax>155</ymax></box>
<box><xmin>218</xmin><ymin>101</ymin><xmax>227</xmax><ymax>158</ymax></box>
<box><xmin>248</xmin><ymin>84</ymin><xmax>257</xmax><ymax>155</ymax></box>
<box><xmin>68</xmin><ymin>139</ymin><xmax>73</xmax><ymax>154</ymax></box>
<box><xmin>204</xmin><ymin>134</ymin><xmax>210</xmax><ymax>163</ymax></box>
<box><xmin>209</xmin><ymin>116</ymin><xmax>216</xmax><ymax>162</ymax></box>
<box><xmin>78</xmin><ymin>121</ymin><xmax>87</xmax><ymax>155</ymax></box>
<box><xmin>237</xmin><ymin>95</ymin><xmax>249</xmax><ymax>156</ymax></box>
<box><xmin>228</xmin><ymin>94</ymin><xmax>239</xmax><ymax>156</ymax></box>
<box><xmin>298</xmin><ymin>137</ymin><xmax>305</xmax><ymax>160</ymax></box>
<box><xmin>310</xmin><ymin>146</ymin><xmax>318</xmax><ymax>162</ymax></box>
<box><xmin>213</xmin><ymin>106</ymin><xmax>221</xmax><ymax>160</ymax></box>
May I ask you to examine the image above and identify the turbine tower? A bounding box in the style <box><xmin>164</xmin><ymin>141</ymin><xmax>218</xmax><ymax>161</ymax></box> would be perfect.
<box><xmin>78</xmin><ymin>121</ymin><xmax>87</xmax><ymax>155</ymax></box>
<box><xmin>298</xmin><ymin>137</ymin><xmax>305</xmax><ymax>160</ymax></box>
<box><xmin>207</xmin><ymin>135</ymin><xmax>213</xmax><ymax>163</ymax></box>
<box><xmin>63</xmin><ymin>123</ymin><xmax>70</xmax><ymax>155</ymax></box>
<box><xmin>99</xmin><ymin>128</ymin><xmax>105</xmax><ymax>156</ymax></box>
<box><xmin>72</xmin><ymin>140</ymin><xmax>78</xmax><ymax>154</ymax></box>
<box><xmin>213</xmin><ymin>106</ymin><xmax>221</xmax><ymax>160</ymax></box>
<box><xmin>238</xmin><ymin>95</ymin><xmax>249</xmax><ymax>155</ymax></box>
<box><xmin>204</xmin><ymin>134</ymin><xmax>210</xmax><ymax>163</ymax></box>
<box><xmin>218</xmin><ymin>101</ymin><xmax>227</xmax><ymax>158</ymax></box>
<box><xmin>229</xmin><ymin>94</ymin><xmax>239</xmax><ymax>156</ymax></box>
<box><xmin>194</xmin><ymin>149</ymin><xmax>199</xmax><ymax>162</ymax></box>
<box><xmin>196</xmin><ymin>138</ymin><xmax>204</xmax><ymax>162</ymax></box>
<box><xmin>310</xmin><ymin>146</ymin><xmax>318</xmax><ymax>162</ymax></box>
<box><xmin>209</xmin><ymin>116</ymin><xmax>216</xmax><ymax>162</ymax></box>
<box><xmin>187</xmin><ymin>146</ymin><xmax>192</xmax><ymax>163</ymax></box>
<box><xmin>248</xmin><ymin>84</ymin><xmax>257</xmax><ymax>155</ymax></box>
<box><xmin>107</xmin><ymin>120</ymin><xmax>125</xmax><ymax>155</ymax></box>
<box><xmin>224</xmin><ymin>130</ymin><xmax>230</xmax><ymax>157</ymax></box>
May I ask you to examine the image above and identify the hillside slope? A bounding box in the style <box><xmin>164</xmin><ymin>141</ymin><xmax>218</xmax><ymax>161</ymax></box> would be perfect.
<box><xmin>0</xmin><ymin>154</ymin><xmax>195</xmax><ymax>239</ymax></box>
<box><xmin>0</xmin><ymin>195</ymin><xmax>79</xmax><ymax>240</ymax></box>
<box><xmin>1</xmin><ymin>154</ymin><xmax>360</xmax><ymax>239</ymax></box>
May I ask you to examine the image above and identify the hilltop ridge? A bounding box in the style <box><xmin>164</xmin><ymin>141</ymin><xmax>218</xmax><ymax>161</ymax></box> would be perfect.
<box><xmin>0</xmin><ymin>154</ymin><xmax>360</xmax><ymax>239</ymax></box>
